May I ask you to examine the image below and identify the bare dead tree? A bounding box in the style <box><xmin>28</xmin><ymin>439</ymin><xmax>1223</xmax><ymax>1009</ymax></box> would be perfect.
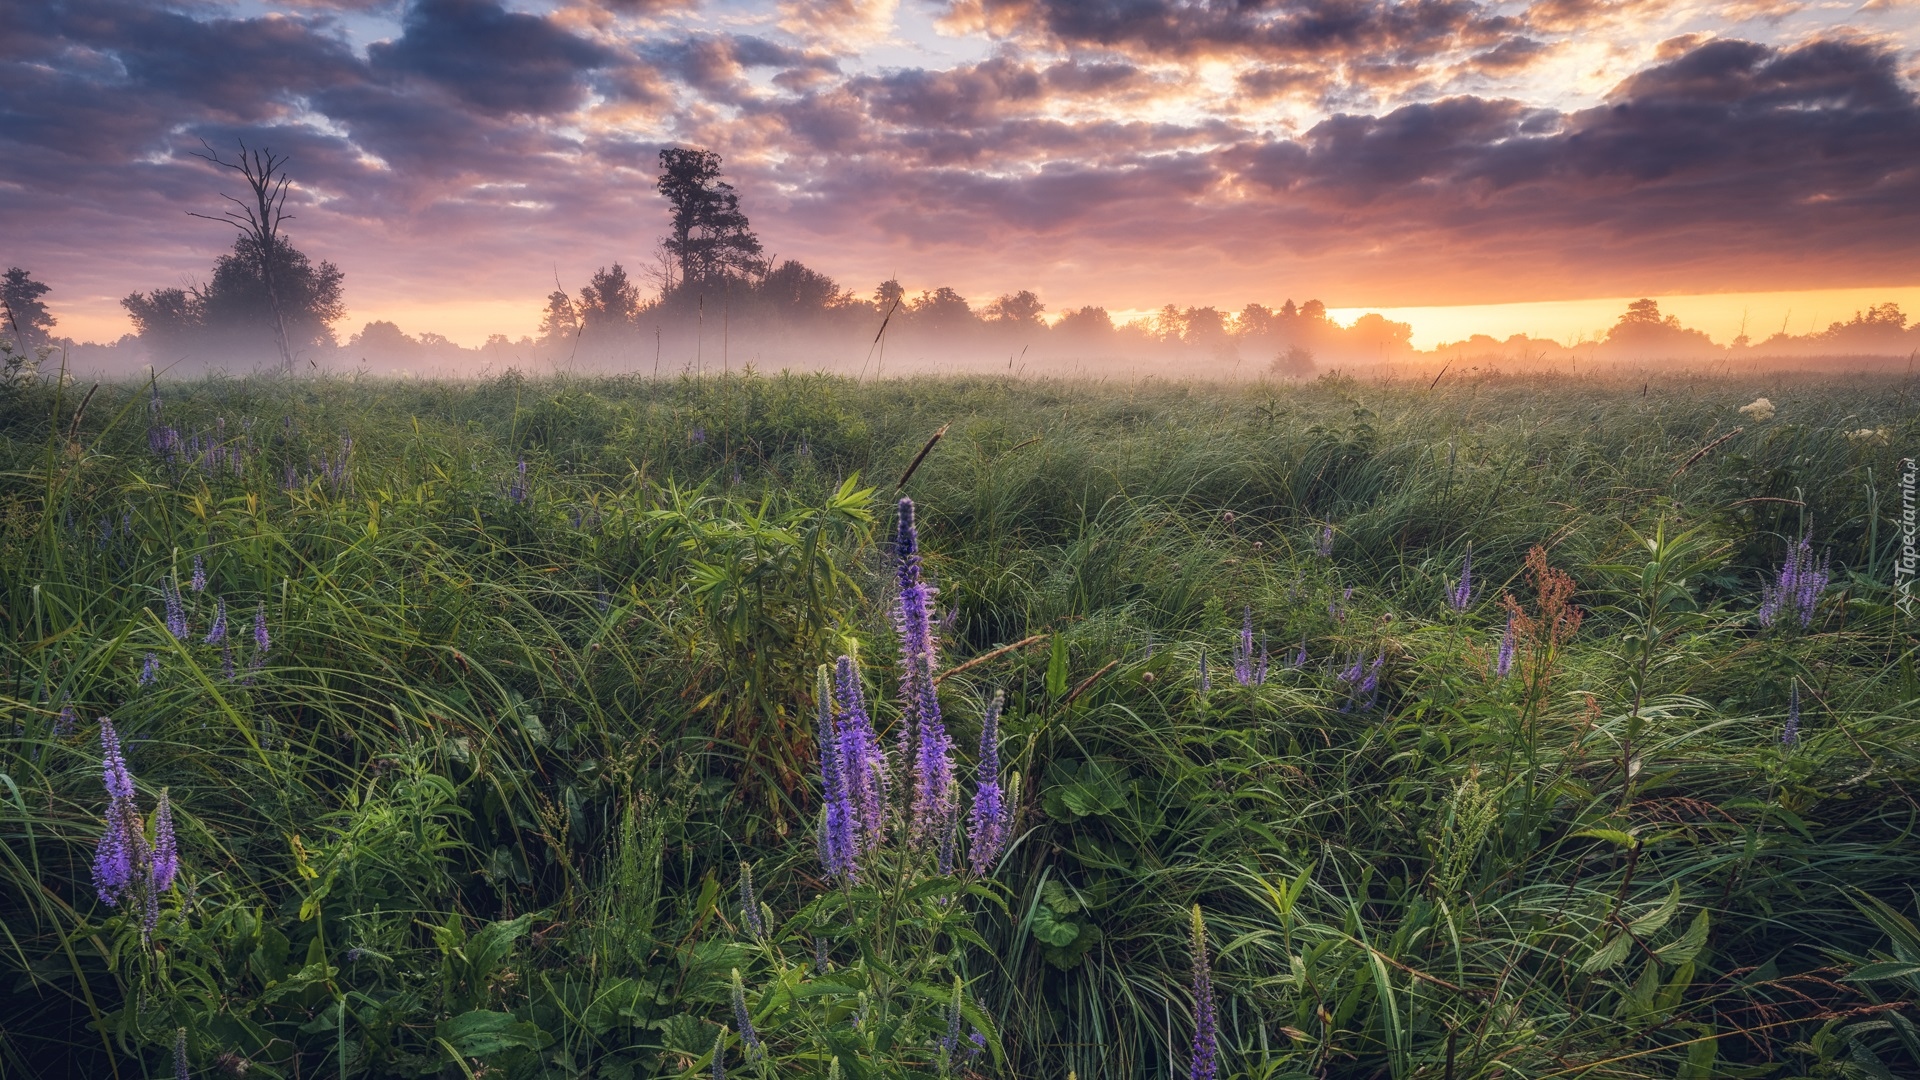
<box><xmin>188</xmin><ymin>140</ymin><xmax>297</xmax><ymax>374</ymax></box>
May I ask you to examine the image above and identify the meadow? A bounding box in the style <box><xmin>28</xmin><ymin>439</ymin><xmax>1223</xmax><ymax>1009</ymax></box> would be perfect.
<box><xmin>2</xmin><ymin>361</ymin><xmax>1918</xmax><ymax>1080</ymax></box>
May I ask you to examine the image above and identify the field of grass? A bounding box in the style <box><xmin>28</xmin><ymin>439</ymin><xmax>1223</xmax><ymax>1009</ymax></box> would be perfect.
<box><xmin>3</xmin><ymin>365</ymin><xmax>1919</xmax><ymax>1080</ymax></box>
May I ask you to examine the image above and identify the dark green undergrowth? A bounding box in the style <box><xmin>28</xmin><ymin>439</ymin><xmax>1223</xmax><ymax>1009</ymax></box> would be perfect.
<box><xmin>3</xmin><ymin>365</ymin><xmax>1919</xmax><ymax>1079</ymax></box>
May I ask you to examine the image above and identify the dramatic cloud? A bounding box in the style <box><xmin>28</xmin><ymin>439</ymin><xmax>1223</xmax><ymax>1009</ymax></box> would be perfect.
<box><xmin>1</xmin><ymin>0</ymin><xmax>1917</xmax><ymax>344</ymax></box>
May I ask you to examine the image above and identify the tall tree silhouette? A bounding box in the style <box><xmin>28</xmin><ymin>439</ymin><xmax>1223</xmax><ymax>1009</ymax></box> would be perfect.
<box><xmin>656</xmin><ymin>148</ymin><xmax>763</xmax><ymax>286</ymax></box>
<box><xmin>1</xmin><ymin>268</ymin><xmax>55</xmax><ymax>352</ymax></box>
<box><xmin>189</xmin><ymin>141</ymin><xmax>303</xmax><ymax>372</ymax></box>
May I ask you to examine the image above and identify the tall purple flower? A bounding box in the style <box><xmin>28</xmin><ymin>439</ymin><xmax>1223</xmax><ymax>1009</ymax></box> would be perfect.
<box><xmin>54</xmin><ymin>704</ymin><xmax>79</xmax><ymax>737</ymax></box>
<box><xmin>1758</xmin><ymin>535</ymin><xmax>1830</xmax><ymax>629</ymax></box>
<box><xmin>164</xmin><ymin>582</ymin><xmax>188</xmax><ymax>640</ymax></box>
<box><xmin>190</xmin><ymin>555</ymin><xmax>206</xmax><ymax>593</ymax></box>
<box><xmin>1314</xmin><ymin>524</ymin><xmax>1334</xmax><ymax>557</ymax></box>
<box><xmin>730</xmin><ymin>970</ymin><xmax>762</xmax><ymax>1061</ymax></box>
<box><xmin>1782</xmin><ymin>682</ymin><xmax>1801</xmax><ymax>747</ymax></box>
<box><xmin>253</xmin><ymin>604</ymin><xmax>270</xmax><ymax>653</ymax></box>
<box><xmin>833</xmin><ymin>656</ymin><xmax>889</xmax><ymax>853</ymax></box>
<box><xmin>1232</xmin><ymin>607</ymin><xmax>1266</xmax><ymax>686</ymax></box>
<box><xmin>1189</xmin><ymin>905</ymin><xmax>1219</xmax><ymax>1080</ymax></box>
<box><xmin>1447</xmin><ymin>546</ymin><xmax>1475</xmax><ymax>611</ymax></box>
<box><xmin>817</xmin><ymin>665</ymin><xmax>855</xmax><ymax>879</ymax></box>
<box><xmin>151</xmin><ymin>789</ymin><xmax>178</xmax><ymax>892</ymax></box>
<box><xmin>738</xmin><ymin>863</ymin><xmax>766</xmax><ymax>939</ymax></box>
<box><xmin>968</xmin><ymin>690</ymin><xmax>1010</xmax><ymax>873</ymax></box>
<box><xmin>1337</xmin><ymin>654</ymin><xmax>1384</xmax><ymax>713</ymax></box>
<box><xmin>139</xmin><ymin>651</ymin><xmax>160</xmax><ymax>688</ymax></box>
<box><xmin>895</xmin><ymin>498</ymin><xmax>955</xmax><ymax>854</ymax></box>
<box><xmin>204</xmin><ymin>598</ymin><xmax>226</xmax><ymax>645</ymax></box>
<box><xmin>1495</xmin><ymin>614</ymin><xmax>1516</xmax><ymax>680</ymax></box>
<box><xmin>173</xmin><ymin>1027</ymin><xmax>189</xmax><ymax>1080</ymax></box>
<box><xmin>92</xmin><ymin>719</ymin><xmax>145</xmax><ymax>908</ymax></box>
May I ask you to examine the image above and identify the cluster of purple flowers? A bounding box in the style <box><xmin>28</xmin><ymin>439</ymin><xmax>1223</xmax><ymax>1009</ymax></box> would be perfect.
<box><xmin>91</xmin><ymin>719</ymin><xmax>179</xmax><ymax>937</ymax></box>
<box><xmin>814</xmin><ymin>498</ymin><xmax>1011</xmax><ymax>881</ymax></box>
<box><xmin>894</xmin><ymin>498</ymin><xmax>957</xmax><ymax>862</ymax></box>
<box><xmin>1337</xmin><ymin>653</ymin><xmax>1384</xmax><ymax>712</ymax></box>
<box><xmin>966</xmin><ymin>691</ymin><xmax>1011</xmax><ymax>873</ymax></box>
<box><xmin>1495</xmin><ymin>614</ymin><xmax>1516</xmax><ymax>680</ymax></box>
<box><xmin>54</xmin><ymin>703</ymin><xmax>79</xmax><ymax>738</ymax></box>
<box><xmin>164</xmin><ymin>581</ymin><xmax>189</xmax><ymax>639</ymax></box>
<box><xmin>285</xmin><ymin>434</ymin><xmax>356</xmax><ymax>494</ymax></box>
<box><xmin>1313</xmin><ymin>524</ymin><xmax>1334</xmax><ymax>558</ymax></box>
<box><xmin>1757</xmin><ymin>535</ymin><xmax>1830</xmax><ymax>629</ymax></box>
<box><xmin>146</xmin><ymin>420</ymin><xmax>250</xmax><ymax>478</ymax></box>
<box><xmin>1231</xmin><ymin>606</ymin><xmax>1269</xmax><ymax>687</ymax></box>
<box><xmin>1446</xmin><ymin>546</ymin><xmax>1477</xmax><ymax>612</ymax></box>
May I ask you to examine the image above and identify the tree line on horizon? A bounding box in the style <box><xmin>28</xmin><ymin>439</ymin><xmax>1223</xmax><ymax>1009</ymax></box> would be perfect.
<box><xmin>5</xmin><ymin>146</ymin><xmax>1919</xmax><ymax>374</ymax></box>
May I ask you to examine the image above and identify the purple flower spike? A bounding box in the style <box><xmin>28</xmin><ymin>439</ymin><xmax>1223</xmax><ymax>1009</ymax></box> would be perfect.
<box><xmin>968</xmin><ymin>690</ymin><xmax>1011</xmax><ymax>873</ymax></box>
<box><xmin>1447</xmin><ymin>546</ymin><xmax>1475</xmax><ymax>611</ymax></box>
<box><xmin>173</xmin><ymin>1027</ymin><xmax>188</xmax><ymax>1080</ymax></box>
<box><xmin>164</xmin><ymin>582</ymin><xmax>188</xmax><ymax>640</ymax></box>
<box><xmin>54</xmin><ymin>704</ymin><xmax>79</xmax><ymax>737</ymax></box>
<box><xmin>190</xmin><ymin>555</ymin><xmax>206</xmax><ymax>593</ymax></box>
<box><xmin>1758</xmin><ymin>534</ymin><xmax>1830</xmax><ymax>629</ymax></box>
<box><xmin>1189</xmin><ymin>905</ymin><xmax>1219</xmax><ymax>1080</ymax></box>
<box><xmin>253</xmin><ymin>604</ymin><xmax>270</xmax><ymax>653</ymax></box>
<box><xmin>1314</xmin><ymin>524</ymin><xmax>1334</xmax><ymax>557</ymax></box>
<box><xmin>204</xmin><ymin>598</ymin><xmax>226</xmax><ymax>645</ymax></box>
<box><xmin>151</xmin><ymin>789</ymin><xmax>178</xmax><ymax>892</ymax></box>
<box><xmin>93</xmin><ymin>719</ymin><xmax>146</xmax><ymax>908</ymax></box>
<box><xmin>894</xmin><ymin>498</ymin><xmax>955</xmax><ymax>855</ymax></box>
<box><xmin>139</xmin><ymin>652</ymin><xmax>160</xmax><ymax>688</ymax></box>
<box><xmin>1232</xmin><ymin>607</ymin><xmax>1261</xmax><ymax>686</ymax></box>
<box><xmin>737</xmin><ymin>863</ymin><xmax>765</xmax><ymax>939</ymax></box>
<box><xmin>833</xmin><ymin>656</ymin><xmax>889</xmax><ymax>854</ymax></box>
<box><xmin>730</xmin><ymin>970</ymin><xmax>761</xmax><ymax>1061</ymax></box>
<box><xmin>1495</xmin><ymin>614</ymin><xmax>1516</xmax><ymax>680</ymax></box>
<box><xmin>817</xmin><ymin>666</ymin><xmax>855</xmax><ymax>880</ymax></box>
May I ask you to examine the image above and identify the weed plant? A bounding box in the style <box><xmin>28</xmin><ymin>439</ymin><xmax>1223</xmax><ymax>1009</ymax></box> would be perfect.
<box><xmin>2</xmin><ymin>365</ymin><xmax>1918</xmax><ymax>1078</ymax></box>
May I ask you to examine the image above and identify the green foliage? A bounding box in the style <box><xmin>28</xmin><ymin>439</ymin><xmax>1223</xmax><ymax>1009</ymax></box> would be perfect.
<box><xmin>2</xmin><ymin>367</ymin><xmax>1918</xmax><ymax>1079</ymax></box>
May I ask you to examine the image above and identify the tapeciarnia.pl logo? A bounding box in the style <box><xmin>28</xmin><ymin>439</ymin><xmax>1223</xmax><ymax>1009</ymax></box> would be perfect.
<box><xmin>1897</xmin><ymin>457</ymin><xmax>1917</xmax><ymax>618</ymax></box>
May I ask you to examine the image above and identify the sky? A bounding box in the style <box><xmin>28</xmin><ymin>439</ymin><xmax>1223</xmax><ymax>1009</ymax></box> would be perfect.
<box><xmin>5</xmin><ymin>0</ymin><xmax>1920</xmax><ymax>350</ymax></box>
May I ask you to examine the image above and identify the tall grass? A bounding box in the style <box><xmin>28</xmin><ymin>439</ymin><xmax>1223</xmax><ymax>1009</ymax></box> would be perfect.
<box><xmin>2</xmin><ymin>365</ymin><xmax>1917</xmax><ymax>1078</ymax></box>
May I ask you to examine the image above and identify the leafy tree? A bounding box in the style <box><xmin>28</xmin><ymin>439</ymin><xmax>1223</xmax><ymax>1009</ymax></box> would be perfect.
<box><xmin>0</xmin><ymin>267</ymin><xmax>55</xmax><ymax>352</ymax></box>
<box><xmin>758</xmin><ymin>260</ymin><xmax>848</xmax><ymax>315</ymax></box>
<box><xmin>1234</xmin><ymin>302</ymin><xmax>1278</xmax><ymax>337</ymax></box>
<box><xmin>911</xmin><ymin>286</ymin><xmax>974</xmax><ymax>332</ymax></box>
<box><xmin>186</xmin><ymin>141</ymin><xmax>319</xmax><ymax>372</ymax></box>
<box><xmin>984</xmin><ymin>289</ymin><xmax>1045</xmax><ymax>326</ymax></box>
<box><xmin>577</xmin><ymin>264</ymin><xmax>641</xmax><ymax>335</ymax></box>
<box><xmin>538</xmin><ymin>289</ymin><xmax>579</xmax><ymax>347</ymax></box>
<box><xmin>1182</xmin><ymin>306</ymin><xmax>1228</xmax><ymax>343</ymax></box>
<box><xmin>200</xmin><ymin>234</ymin><xmax>344</xmax><ymax>353</ymax></box>
<box><xmin>1604</xmin><ymin>298</ymin><xmax>1716</xmax><ymax>356</ymax></box>
<box><xmin>1055</xmin><ymin>305</ymin><xmax>1114</xmax><ymax>337</ymax></box>
<box><xmin>122</xmin><ymin>233</ymin><xmax>343</xmax><ymax>363</ymax></box>
<box><xmin>121</xmin><ymin>288</ymin><xmax>202</xmax><ymax>360</ymax></box>
<box><xmin>656</xmin><ymin>147</ymin><xmax>764</xmax><ymax>286</ymax></box>
<box><xmin>872</xmin><ymin>278</ymin><xmax>906</xmax><ymax>314</ymax></box>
